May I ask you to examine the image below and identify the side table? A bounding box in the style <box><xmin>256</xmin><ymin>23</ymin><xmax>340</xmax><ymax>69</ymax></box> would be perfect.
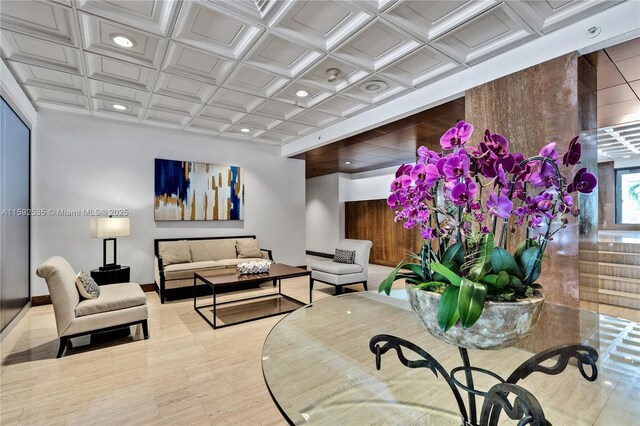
<box><xmin>90</xmin><ymin>266</ymin><xmax>130</xmax><ymax>285</ymax></box>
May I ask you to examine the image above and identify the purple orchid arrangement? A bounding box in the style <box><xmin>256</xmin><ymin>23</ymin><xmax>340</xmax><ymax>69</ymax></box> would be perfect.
<box><xmin>379</xmin><ymin>121</ymin><xmax>596</xmax><ymax>331</ymax></box>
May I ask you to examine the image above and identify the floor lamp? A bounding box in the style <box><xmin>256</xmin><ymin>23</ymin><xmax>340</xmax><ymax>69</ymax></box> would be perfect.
<box><xmin>90</xmin><ymin>216</ymin><xmax>130</xmax><ymax>270</ymax></box>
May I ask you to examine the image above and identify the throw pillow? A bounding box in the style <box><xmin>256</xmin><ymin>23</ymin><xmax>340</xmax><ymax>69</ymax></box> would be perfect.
<box><xmin>334</xmin><ymin>248</ymin><xmax>355</xmax><ymax>264</ymax></box>
<box><xmin>75</xmin><ymin>271</ymin><xmax>100</xmax><ymax>299</ymax></box>
<box><xmin>159</xmin><ymin>240</ymin><xmax>192</xmax><ymax>265</ymax></box>
<box><xmin>236</xmin><ymin>239</ymin><xmax>262</xmax><ymax>259</ymax></box>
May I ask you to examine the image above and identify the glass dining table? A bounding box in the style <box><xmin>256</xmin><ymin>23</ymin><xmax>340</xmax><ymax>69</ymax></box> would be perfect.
<box><xmin>261</xmin><ymin>292</ymin><xmax>639</xmax><ymax>425</ymax></box>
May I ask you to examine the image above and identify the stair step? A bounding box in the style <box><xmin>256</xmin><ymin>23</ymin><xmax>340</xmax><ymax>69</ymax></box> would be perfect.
<box><xmin>598</xmin><ymin>242</ymin><xmax>640</xmax><ymax>254</ymax></box>
<box><xmin>579</xmin><ymin>250</ymin><xmax>640</xmax><ymax>266</ymax></box>
<box><xmin>579</xmin><ymin>261</ymin><xmax>640</xmax><ymax>279</ymax></box>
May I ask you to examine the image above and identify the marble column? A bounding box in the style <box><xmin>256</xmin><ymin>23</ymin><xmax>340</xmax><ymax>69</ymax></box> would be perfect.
<box><xmin>465</xmin><ymin>52</ymin><xmax>598</xmax><ymax>308</ymax></box>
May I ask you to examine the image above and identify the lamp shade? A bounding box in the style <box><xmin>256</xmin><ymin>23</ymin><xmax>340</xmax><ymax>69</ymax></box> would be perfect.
<box><xmin>90</xmin><ymin>217</ymin><xmax>130</xmax><ymax>238</ymax></box>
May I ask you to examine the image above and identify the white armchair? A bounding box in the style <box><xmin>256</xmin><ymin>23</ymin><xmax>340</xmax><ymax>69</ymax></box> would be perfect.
<box><xmin>36</xmin><ymin>256</ymin><xmax>148</xmax><ymax>358</ymax></box>
<box><xmin>309</xmin><ymin>239</ymin><xmax>373</xmax><ymax>297</ymax></box>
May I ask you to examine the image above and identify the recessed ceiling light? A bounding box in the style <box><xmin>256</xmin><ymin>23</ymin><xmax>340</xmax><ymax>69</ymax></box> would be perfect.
<box><xmin>240</xmin><ymin>128</ymin><xmax>251</xmax><ymax>133</ymax></box>
<box><xmin>112</xmin><ymin>104</ymin><xmax>128</xmax><ymax>111</ymax></box>
<box><xmin>623</xmin><ymin>155</ymin><xmax>631</xmax><ymax>158</ymax></box>
<box><xmin>296</xmin><ymin>90</ymin><xmax>309</xmax><ymax>98</ymax></box>
<box><xmin>344</xmin><ymin>161</ymin><xmax>352</xmax><ymax>165</ymax></box>
<box><xmin>111</xmin><ymin>34</ymin><xmax>135</xmax><ymax>48</ymax></box>
<box><xmin>360</xmin><ymin>80</ymin><xmax>388</xmax><ymax>94</ymax></box>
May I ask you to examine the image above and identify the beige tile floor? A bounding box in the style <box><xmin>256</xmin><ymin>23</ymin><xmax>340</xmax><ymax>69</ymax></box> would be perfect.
<box><xmin>1</xmin><ymin>258</ymin><xmax>638</xmax><ymax>425</ymax></box>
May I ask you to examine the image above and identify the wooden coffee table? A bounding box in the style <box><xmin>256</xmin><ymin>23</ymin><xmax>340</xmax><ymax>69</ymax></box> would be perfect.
<box><xmin>193</xmin><ymin>263</ymin><xmax>311</xmax><ymax>329</ymax></box>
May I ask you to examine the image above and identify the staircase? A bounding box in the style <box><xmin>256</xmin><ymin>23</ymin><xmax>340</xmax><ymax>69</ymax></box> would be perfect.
<box><xmin>580</xmin><ymin>240</ymin><xmax>640</xmax><ymax>309</ymax></box>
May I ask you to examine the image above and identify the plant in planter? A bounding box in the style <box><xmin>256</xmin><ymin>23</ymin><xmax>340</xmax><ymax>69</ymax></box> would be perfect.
<box><xmin>379</xmin><ymin>121</ymin><xmax>597</xmax><ymax>348</ymax></box>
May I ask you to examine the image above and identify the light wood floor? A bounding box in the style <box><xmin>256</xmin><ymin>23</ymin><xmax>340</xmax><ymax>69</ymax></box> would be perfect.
<box><xmin>2</xmin><ymin>262</ymin><xmax>639</xmax><ymax>425</ymax></box>
<box><xmin>0</xmin><ymin>278</ymin><xmax>356</xmax><ymax>426</ymax></box>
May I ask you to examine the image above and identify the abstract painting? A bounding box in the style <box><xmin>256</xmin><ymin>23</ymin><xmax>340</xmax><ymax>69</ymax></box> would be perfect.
<box><xmin>154</xmin><ymin>159</ymin><xmax>243</xmax><ymax>221</ymax></box>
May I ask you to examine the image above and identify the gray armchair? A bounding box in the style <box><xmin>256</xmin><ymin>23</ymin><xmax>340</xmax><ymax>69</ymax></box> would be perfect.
<box><xmin>309</xmin><ymin>239</ymin><xmax>373</xmax><ymax>296</ymax></box>
<box><xmin>36</xmin><ymin>256</ymin><xmax>148</xmax><ymax>357</ymax></box>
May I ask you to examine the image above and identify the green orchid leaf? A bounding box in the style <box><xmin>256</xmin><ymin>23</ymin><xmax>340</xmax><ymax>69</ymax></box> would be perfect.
<box><xmin>442</xmin><ymin>242</ymin><xmax>465</xmax><ymax>265</ymax></box>
<box><xmin>480</xmin><ymin>274</ymin><xmax>498</xmax><ymax>285</ymax></box>
<box><xmin>379</xmin><ymin>257</ymin><xmax>412</xmax><ymax>295</ymax></box>
<box><xmin>491</xmin><ymin>247</ymin><xmax>522</xmax><ymax>279</ymax></box>
<box><xmin>401</xmin><ymin>263</ymin><xmax>425</xmax><ymax>278</ymax></box>
<box><xmin>438</xmin><ymin>286</ymin><xmax>460</xmax><ymax>331</ymax></box>
<box><xmin>457</xmin><ymin>278</ymin><xmax>488</xmax><ymax>329</ymax></box>
<box><xmin>414</xmin><ymin>281</ymin><xmax>445</xmax><ymax>290</ymax></box>
<box><xmin>405</xmin><ymin>278</ymin><xmax>420</xmax><ymax>285</ymax></box>
<box><xmin>430</xmin><ymin>262</ymin><xmax>462</xmax><ymax>287</ymax></box>
<box><xmin>433</xmin><ymin>261</ymin><xmax>459</xmax><ymax>283</ymax></box>
<box><xmin>494</xmin><ymin>271</ymin><xmax>510</xmax><ymax>290</ymax></box>
<box><xmin>468</xmin><ymin>233</ymin><xmax>494</xmax><ymax>282</ymax></box>
<box><xmin>515</xmin><ymin>239</ymin><xmax>538</xmax><ymax>262</ymax></box>
<box><xmin>518</xmin><ymin>246</ymin><xmax>542</xmax><ymax>286</ymax></box>
<box><xmin>509</xmin><ymin>275</ymin><xmax>525</xmax><ymax>294</ymax></box>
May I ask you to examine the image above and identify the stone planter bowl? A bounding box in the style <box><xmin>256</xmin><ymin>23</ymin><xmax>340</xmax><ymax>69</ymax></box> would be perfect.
<box><xmin>406</xmin><ymin>283</ymin><xmax>544</xmax><ymax>350</ymax></box>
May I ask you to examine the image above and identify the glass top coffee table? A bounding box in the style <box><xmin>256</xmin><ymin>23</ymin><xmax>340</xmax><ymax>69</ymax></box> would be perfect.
<box><xmin>262</xmin><ymin>292</ymin><xmax>638</xmax><ymax>425</ymax></box>
<box><xmin>194</xmin><ymin>263</ymin><xmax>311</xmax><ymax>329</ymax></box>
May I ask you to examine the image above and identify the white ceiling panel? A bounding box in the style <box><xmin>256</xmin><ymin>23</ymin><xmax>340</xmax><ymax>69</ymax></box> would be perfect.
<box><xmin>380</xmin><ymin>45</ymin><xmax>462</xmax><ymax>88</ymax></box>
<box><xmin>188</xmin><ymin>116</ymin><xmax>232</xmax><ymax>134</ymax></box>
<box><xmin>172</xmin><ymin>1</ymin><xmax>263</xmax><ymax>60</ymax></box>
<box><xmin>208</xmin><ymin>87</ymin><xmax>265</xmax><ymax>113</ymax></box>
<box><xmin>223</xmin><ymin>64</ymin><xmax>289</xmax><ymax>98</ymax></box>
<box><xmin>161</xmin><ymin>42</ymin><xmax>236</xmax><ymax>84</ymax></box>
<box><xmin>269</xmin><ymin>1</ymin><xmax>374</xmax><ymax>51</ymax></box>
<box><xmin>255</xmin><ymin>131</ymin><xmax>296</xmax><ymax>145</ymax></box>
<box><xmin>88</xmin><ymin>79</ymin><xmax>149</xmax><ymax>107</ymax></box>
<box><xmin>84</xmin><ymin>52</ymin><xmax>155</xmax><ymax>90</ymax></box>
<box><xmin>272</xmin><ymin>121</ymin><xmax>316</xmax><ymax>137</ymax></box>
<box><xmin>291</xmin><ymin>109</ymin><xmax>340</xmax><ymax>128</ymax></box>
<box><xmin>76</xmin><ymin>0</ymin><xmax>178</xmax><ymax>36</ymax></box>
<box><xmin>91</xmin><ymin>98</ymin><xmax>143</xmax><ymax>121</ymax></box>
<box><xmin>148</xmin><ymin>94</ymin><xmax>202</xmax><ymax>117</ymax></box>
<box><xmin>0</xmin><ymin>0</ymin><xmax>77</xmax><ymax>46</ymax></box>
<box><xmin>383</xmin><ymin>0</ymin><xmax>496</xmax><ymax>41</ymax></box>
<box><xmin>25</xmin><ymin>85</ymin><xmax>89</xmax><ymax>111</ymax></box>
<box><xmin>1</xmin><ymin>30</ymin><xmax>82</xmax><ymax>74</ymax></box>
<box><xmin>507</xmin><ymin>0</ymin><xmax>624</xmax><ymax>34</ymax></box>
<box><xmin>252</xmin><ymin>99</ymin><xmax>306</xmax><ymax>121</ymax></box>
<box><xmin>431</xmin><ymin>3</ymin><xmax>537</xmax><ymax>65</ymax></box>
<box><xmin>153</xmin><ymin>72</ymin><xmax>217</xmax><ymax>104</ymax></box>
<box><xmin>236</xmin><ymin>113</ymin><xmax>283</xmax><ymax>131</ymax></box>
<box><xmin>8</xmin><ymin>61</ymin><xmax>86</xmax><ymax>95</ymax></box>
<box><xmin>315</xmin><ymin>95</ymin><xmax>369</xmax><ymax>118</ymax></box>
<box><xmin>78</xmin><ymin>12</ymin><xmax>167</xmax><ymax>68</ymax></box>
<box><xmin>0</xmin><ymin>0</ymin><xmax>630</xmax><ymax>147</ymax></box>
<box><xmin>333</xmin><ymin>19</ymin><xmax>421</xmax><ymax>71</ymax></box>
<box><xmin>342</xmin><ymin>75</ymin><xmax>410</xmax><ymax>104</ymax></box>
<box><xmin>299</xmin><ymin>56</ymin><xmax>369</xmax><ymax>92</ymax></box>
<box><xmin>199</xmin><ymin>105</ymin><xmax>246</xmax><ymax>124</ymax></box>
<box><xmin>244</xmin><ymin>32</ymin><xmax>324</xmax><ymax>78</ymax></box>
<box><xmin>224</xmin><ymin>124</ymin><xmax>266</xmax><ymax>139</ymax></box>
<box><xmin>144</xmin><ymin>109</ymin><xmax>191</xmax><ymax>128</ymax></box>
<box><xmin>273</xmin><ymin>81</ymin><xmax>332</xmax><ymax>108</ymax></box>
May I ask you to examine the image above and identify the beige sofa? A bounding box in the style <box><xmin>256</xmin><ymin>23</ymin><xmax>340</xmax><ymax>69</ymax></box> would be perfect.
<box><xmin>154</xmin><ymin>236</ymin><xmax>273</xmax><ymax>303</ymax></box>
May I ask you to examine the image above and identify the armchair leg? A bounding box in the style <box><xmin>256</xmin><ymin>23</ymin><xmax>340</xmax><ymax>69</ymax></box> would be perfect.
<box><xmin>335</xmin><ymin>285</ymin><xmax>343</xmax><ymax>295</ymax></box>
<box><xmin>363</xmin><ymin>281</ymin><xmax>368</xmax><ymax>291</ymax></box>
<box><xmin>141</xmin><ymin>320</ymin><xmax>149</xmax><ymax>339</ymax></box>
<box><xmin>57</xmin><ymin>336</ymin><xmax>69</xmax><ymax>358</ymax></box>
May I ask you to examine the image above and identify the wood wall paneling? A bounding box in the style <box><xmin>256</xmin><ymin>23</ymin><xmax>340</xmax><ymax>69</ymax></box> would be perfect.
<box><xmin>345</xmin><ymin>199</ymin><xmax>421</xmax><ymax>267</ymax></box>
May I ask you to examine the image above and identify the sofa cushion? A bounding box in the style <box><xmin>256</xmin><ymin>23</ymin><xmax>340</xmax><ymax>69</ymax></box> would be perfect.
<box><xmin>217</xmin><ymin>258</ymin><xmax>265</xmax><ymax>268</ymax></box>
<box><xmin>164</xmin><ymin>260</ymin><xmax>224</xmax><ymax>280</ymax></box>
<box><xmin>236</xmin><ymin>239</ymin><xmax>262</xmax><ymax>258</ymax></box>
<box><xmin>159</xmin><ymin>241</ymin><xmax>192</xmax><ymax>266</ymax></box>
<box><xmin>75</xmin><ymin>283</ymin><xmax>146</xmax><ymax>317</ymax></box>
<box><xmin>189</xmin><ymin>239</ymin><xmax>237</xmax><ymax>262</ymax></box>
<box><xmin>334</xmin><ymin>248</ymin><xmax>355</xmax><ymax>264</ymax></box>
<box><xmin>309</xmin><ymin>261</ymin><xmax>362</xmax><ymax>275</ymax></box>
<box><xmin>75</xmin><ymin>271</ymin><xmax>100</xmax><ymax>299</ymax></box>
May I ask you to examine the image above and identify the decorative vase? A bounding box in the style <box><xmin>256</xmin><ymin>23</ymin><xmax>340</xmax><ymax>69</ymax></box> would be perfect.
<box><xmin>405</xmin><ymin>283</ymin><xmax>544</xmax><ymax>350</ymax></box>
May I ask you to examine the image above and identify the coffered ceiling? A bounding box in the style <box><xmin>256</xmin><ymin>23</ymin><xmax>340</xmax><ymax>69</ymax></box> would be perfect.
<box><xmin>0</xmin><ymin>0</ymin><xmax>625</xmax><ymax>146</ymax></box>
